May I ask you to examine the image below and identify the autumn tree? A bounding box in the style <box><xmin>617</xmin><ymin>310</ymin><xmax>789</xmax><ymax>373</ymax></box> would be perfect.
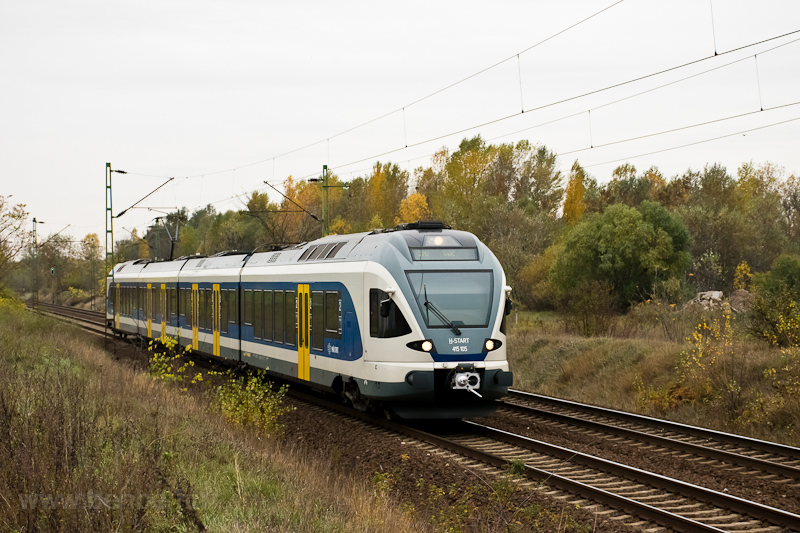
<box><xmin>563</xmin><ymin>161</ymin><xmax>587</xmax><ymax>225</ymax></box>
<box><xmin>395</xmin><ymin>192</ymin><xmax>432</xmax><ymax>225</ymax></box>
<box><xmin>0</xmin><ymin>195</ymin><xmax>28</xmax><ymax>288</ymax></box>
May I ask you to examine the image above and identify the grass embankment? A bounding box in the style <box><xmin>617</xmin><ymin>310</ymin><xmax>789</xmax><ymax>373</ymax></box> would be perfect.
<box><xmin>507</xmin><ymin>307</ymin><xmax>800</xmax><ymax>446</ymax></box>
<box><xmin>0</xmin><ymin>300</ymin><xmax>423</xmax><ymax>532</ymax></box>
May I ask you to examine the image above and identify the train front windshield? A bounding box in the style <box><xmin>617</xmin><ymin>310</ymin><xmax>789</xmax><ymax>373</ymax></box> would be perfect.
<box><xmin>406</xmin><ymin>271</ymin><xmax>493</xmax><ymax>329</ymax></box>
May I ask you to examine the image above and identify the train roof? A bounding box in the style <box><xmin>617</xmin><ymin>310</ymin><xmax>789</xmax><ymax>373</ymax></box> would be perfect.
<box><xmin>109</xmin><ymin>221</ymin><xmax>487</xmax><ymax>276</ymax></box>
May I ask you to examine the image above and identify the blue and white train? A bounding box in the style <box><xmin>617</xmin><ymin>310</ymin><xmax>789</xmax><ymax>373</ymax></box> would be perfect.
<box><xmin>106</xmin><ymin>221</ymin><xmax>513</xmax><ymax>418</ymax></box>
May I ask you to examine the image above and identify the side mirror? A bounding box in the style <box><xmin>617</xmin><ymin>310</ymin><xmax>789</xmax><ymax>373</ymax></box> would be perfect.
<box><xmin>504</xmin><ymin>299</ymin><xmax>513</xmax><ymax>316</ymax></box>
<box><xmin>380</xmin><ymin>299</ymin><xmax>392</xmax><ymax>318</ymax></box>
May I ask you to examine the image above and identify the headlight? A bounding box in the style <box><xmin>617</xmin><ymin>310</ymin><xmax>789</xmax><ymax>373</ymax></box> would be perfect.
<box><xmin>484</xmin><ymin>338</ymin><xmax>503</xmax><ymax>352</ymax></box>
<box><xmin>407</xmin><ymin>340</ymin><xmax>437</xmax><ymax>353</ymax></box>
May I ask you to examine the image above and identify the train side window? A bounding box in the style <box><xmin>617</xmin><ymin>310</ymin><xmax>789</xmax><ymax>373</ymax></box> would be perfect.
<box><xmin>274</xmin><ymin>291</ymin><xmax>284</xmax><ymax>344</ymax></box>
<box><xmin>179</xmin><ymin>288</ymin><xmax>186</xmax><ymax>318</ymax></box>
<box><xmin>243</xmin><ymin>290</ymin><xmax>253</xmax><ymax>327</ymax></box>
<box><xmin>254</xmin><ymin>290</ymin><xmax>263</xmax><ymax>340</ymax></box>
<box><xmin>154</xmin><ymin>286</ymin><xmax>161</xmax><ymax>321</ymax></box>
<box><xmin>263</xmin><ymin>290</ymin><xmax>273</xmax><ymax>341</ymax></box>
<box><xmin>170</xmin><ymin>288</ymin><xmax>177</xmax><ymax>322</ymax></box>
<box><xmin>311</xmin><ymin>291</ymin><xmax>324</xmax><ymax>351</ymax></box>
<box><xmin>369</xmin><ymin>289</ymin><xmax>411</xmax><ymax>338</ymax></box>
<box><xmin>325</xmin><ymin>291</ymin><xmax>341</xmax><ymax>339</ymax></box>
<box><xmin>230</xmin><ymin>289</ymin><xmax>238</xmax><ymax>326</ymax></box>
<box><xmin>286</xmin><ymin>290</ymin><xmax>297</xmax><ymax>347</ymax></box>
<box><xmin>220</xmin><ymin>289</ymin><xmax>229</xmax><ymax>334</ymax></box>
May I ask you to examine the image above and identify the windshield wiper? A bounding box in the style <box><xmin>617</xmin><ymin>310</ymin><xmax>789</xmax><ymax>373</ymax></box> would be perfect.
<box><xmin>424</xmin><ymin>285</ymin><xmax>462</xmax><ymax>336</ymax></box>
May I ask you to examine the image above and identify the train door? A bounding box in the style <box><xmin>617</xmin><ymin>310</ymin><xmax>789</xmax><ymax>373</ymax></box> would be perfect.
<box><xmin>297</xmin><ymin>284</ymin><xmax>310</xmax><ymax>381</ymax></box>
<box><xmin>115</xmin><ymin>283</ymin><xmax>120</xmax><ymax>330</ymax></box>
<box><xmin>191</xmin><ymin>284</ymin><xmax>199</xmax><ymax>350</ymax></box>
<box><xmin>146</xmin><ymin>283</ymin><xmax>153</xmax><ymax>338</ymax></box>
<box><xmin>212</xmin><ymin>284</ymin><xmax>221</xmax><ymax>356</ymax></box>
<box><xmin>160</xmin><ymin>283</ymin><xmax>167</xmax><ymax>342</ymax></box>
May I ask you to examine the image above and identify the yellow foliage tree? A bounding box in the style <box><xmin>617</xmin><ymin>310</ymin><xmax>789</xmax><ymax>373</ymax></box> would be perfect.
<box><xmin>328</xmin><ymin>217</ymin><xmax>351</xmax><ymax>235</ymax></box>
<box><xmin>395</xmin><ymin>193</ymin><xmax>433</xmax><ymax>225</ymax></box>
<box><xmin>734</xmin><ymin>261</ymin><xmax>752</xmax><ymax>290</ymax></box>
<box><xmin>563</xmin><ymin>161</ymin><xmax>587</xmax><ymax>225</ymax></box>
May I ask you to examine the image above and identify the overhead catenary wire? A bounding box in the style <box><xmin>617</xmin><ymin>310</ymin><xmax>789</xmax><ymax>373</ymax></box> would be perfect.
<box><xmin>124</xmin><ymin>1</ymin><xmax>627</xmax><ymax>183</ymax></box>
<box><xmin>120</xmin><ymin>25</ymin><xmax>800</xmax><ymax>219</ymax></box>
<box><xmin>582</xmin><ymin>115</ymin><xmax>800</xmax><ymax>170</ymax></box>
<box><xmin>325</xmin><ymin>33</ymin><xmax>800</xmax><ymax>176</ymax></box>
<box><xmin>560</xmin><ymin>100</ymin><xmax>800</xmax><ymax>157</ymax></box>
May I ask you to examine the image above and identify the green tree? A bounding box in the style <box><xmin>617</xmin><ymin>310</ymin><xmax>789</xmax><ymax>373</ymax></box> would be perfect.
<box><xmin>552</xmin><ymin>201</ymin><xmax>691</xmax><ymax>306</ymax></box>
<box><xmin>513</xmin><ymin>143</ymin><xmax>563</xmax><ymax>216</ymax></box>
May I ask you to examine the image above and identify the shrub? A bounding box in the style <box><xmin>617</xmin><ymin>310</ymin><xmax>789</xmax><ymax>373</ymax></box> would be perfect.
<box><xmin>209</xmin><ymin>370</ymin><xmax>293</xmax><ymax>437</ymax></box>
<box><xmin>558</xmin><ymin>280</ymin><xmax>616</xmax><ymax>336</ymax></box>
<box><xmin>749</xmin><ymin>255</ymin><xmax>800</xmax><ymax>346</ymax></box>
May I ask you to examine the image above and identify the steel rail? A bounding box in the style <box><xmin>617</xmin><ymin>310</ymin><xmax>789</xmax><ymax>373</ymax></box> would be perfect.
<box><xmin>465</xmin><ymin>421</ymin><xmax>800</xmax><ymax>531</ymax></box>
<box><xmin>508</xmin><ymin>390</ymin><xmax>800</xmax><ymax>462</ymax></box>
<box><xmin>500</xmin><ymin>398</ymin><xmax>800</xmax><ymax>480</ymax></box>
<box><xmin>287</xmin><ymin>389</ymin><xmax>795</xmax><ymax>532</ymax></box>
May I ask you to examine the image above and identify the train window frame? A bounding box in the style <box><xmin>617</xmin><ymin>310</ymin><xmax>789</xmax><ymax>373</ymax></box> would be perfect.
<box><xmin>285</xmin><ymin>290</ymin><xmax>297</xmax><ymax>347</ymax></box>
<box><xmin>324</xmin><ymin>291</ymin><xmax>341</xmax><ymax>339</ymax></box>
<box><xmin>263</xmin><ymin>290</ymin><xmax>273</xmax><ymax>342</ymax></box>
<box><xmin>369</xmin><ymin>289</ymin><xmax>412</xmax><ymax>338</ymax></box>
<box><xmin>170</xmin><ymin>287</ymin><xmax>177</xmax><ymax>323</ymax></box>
<box><xmin>243</xmin><ymin>289</ymin><xmax>253</xmax><ymax>327</ymax></box>
<box><xmin>254</xmin><ymin>289</ymin><xmax>263</xmax><ymax>340</ymax></box>
<box><xmin>179</xmin><ymin>287</ymin><xmax>187</xmax><ymax>318</ymax></box>
<box><xmin>274</xmin><ymin>291</ymin><xmax>284</xmax><ymax>344</ymax></box>
<box><xmin>311</xmin><ymin>291</ymin><xmax>324</xmax><ymax>352</ymax></box>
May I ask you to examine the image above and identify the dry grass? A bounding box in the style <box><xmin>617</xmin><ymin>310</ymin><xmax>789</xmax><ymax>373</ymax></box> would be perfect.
<box><xmin>507</xmin><ymin>309</ymin><xmax>800</xmax><ymax>446</ymax></box>
<box><xmin>0</xmin><ymin>303</ymin><xmax>426</xmax><ymax>533</ymax></box>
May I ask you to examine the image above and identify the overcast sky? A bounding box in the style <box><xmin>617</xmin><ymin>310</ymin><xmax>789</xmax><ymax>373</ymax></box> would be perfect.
<box><xmin>2</xmin><ymin>0</ymin><xmax>799</xmax><ymax>250</ymax></box>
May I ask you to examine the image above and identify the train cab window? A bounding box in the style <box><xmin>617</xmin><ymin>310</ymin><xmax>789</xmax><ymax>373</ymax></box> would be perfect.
<box><xmin>274</xmin><ymin>291</ymin><xmax>284</xmax><ymax>343</ymax></box>
<box><xmin>325</xmin><ymin>291</ymin><xmax>341</xmax><ymax>339</ymax></box>
<box><xmin>243</xmin><ymin>290</ymin><xmax>253</xmax><ymax>327</ymax></box>
<box><xmin>311</xmin><ymin>291</ymin><xmax>324</xmax><ymax>352</ymax></box>
<box><xmin>254</xmin><ymin>290</ymin><xmax>263</xmax><ymax>340</ymax></box>
<box><xmin>286</xmin><ymin>290</ymin><xmax>297</xmax><ymax>346</ymax></box>
<box><xmin>263</xmin><ymin>290</ymin><xmax>273</xmax><ymax>341</ymax></box>
<box><xmin>370</xmin><ymin>289</ymin><xmax>411</xmax><ymax>338</ymax></box>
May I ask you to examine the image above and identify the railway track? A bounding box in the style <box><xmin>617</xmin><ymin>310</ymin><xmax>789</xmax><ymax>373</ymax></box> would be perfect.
<box><xmin>31</xmin><ymin>302</ymin><xmax>800</xmax><ymax>531</ymax></box>
<box><xmin>30</xmin><ymin>302</ymin><xmax>107</xmax><ymax>334</ymax></box>
<box><xmin>291</xmin><ymin>389</ymin><xmax>800</xmax><ymax>532</ymax></box>
<box><xmin>501</xmin><ymin>391</ymin><xmax>800</xmax><ymax>483</ymax></box>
